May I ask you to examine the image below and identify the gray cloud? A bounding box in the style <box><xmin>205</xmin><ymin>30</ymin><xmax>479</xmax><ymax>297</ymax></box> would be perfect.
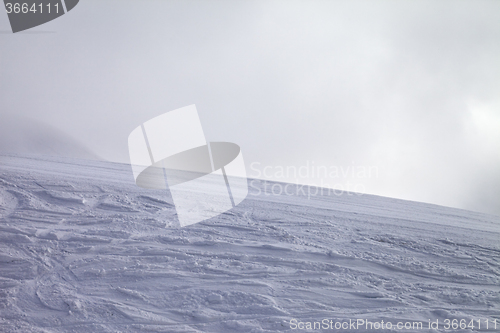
<box><xmin>1</xmin><ymin>0</ymin><xmax>499</xmax><ymax>216</ymax></box>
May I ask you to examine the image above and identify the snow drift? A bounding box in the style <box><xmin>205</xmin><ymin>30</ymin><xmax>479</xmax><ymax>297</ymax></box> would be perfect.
<box><xmin>0</xmin><ymin>154</ymin><xmax>498</xmax><ymax>332</ymax></box>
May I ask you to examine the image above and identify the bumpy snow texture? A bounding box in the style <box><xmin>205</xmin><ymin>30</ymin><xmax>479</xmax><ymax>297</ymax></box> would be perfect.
<box><xmin>0</xmin><ymin>155</ymin><xmax>499</xmax><ymax>332</ymax></box>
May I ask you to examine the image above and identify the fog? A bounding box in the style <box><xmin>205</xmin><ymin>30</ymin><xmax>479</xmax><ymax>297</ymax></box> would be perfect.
<box><xmin>1</xmin><ymin>0</ymin><xmax>499</xmax><ymax>216</ymax></box>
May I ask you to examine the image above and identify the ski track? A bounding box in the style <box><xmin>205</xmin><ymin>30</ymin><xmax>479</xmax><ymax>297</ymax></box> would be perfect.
<box><xmin>0</xmin><ymin>154</ymin><xmax>499</xmax><ymax>332</ymax></box>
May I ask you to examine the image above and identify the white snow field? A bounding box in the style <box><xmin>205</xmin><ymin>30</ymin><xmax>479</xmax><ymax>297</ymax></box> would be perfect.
<box><xmin>0</xmin><ymin>154</ymin><xmax>499</xmax><ymax>333</ymax></box>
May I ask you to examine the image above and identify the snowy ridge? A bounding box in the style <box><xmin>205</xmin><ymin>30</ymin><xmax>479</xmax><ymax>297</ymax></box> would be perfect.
<box><xmin>0</xmin><ymin>155</ymin><xmax>499</xmax><ymax>332</ymax></box>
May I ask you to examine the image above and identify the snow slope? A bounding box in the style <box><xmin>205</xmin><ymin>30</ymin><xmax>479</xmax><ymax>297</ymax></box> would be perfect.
<box><xmin>0</xmin><ymin>154</ymin><xmax>499</xmax><ymax>332</ymax></box>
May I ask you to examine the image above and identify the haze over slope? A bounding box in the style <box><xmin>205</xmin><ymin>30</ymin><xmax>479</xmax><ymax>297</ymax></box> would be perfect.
<box><xmin>0</xmin><ymin>114</ymin><xmax>99</xmax><ymax>160</ymax></box>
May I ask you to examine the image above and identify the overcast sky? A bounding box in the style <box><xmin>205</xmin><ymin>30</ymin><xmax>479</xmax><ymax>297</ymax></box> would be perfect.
<box><xmin>1</xmin><ymin>0</ymin><xmax>499</xmax><ymax>217</ymax></box>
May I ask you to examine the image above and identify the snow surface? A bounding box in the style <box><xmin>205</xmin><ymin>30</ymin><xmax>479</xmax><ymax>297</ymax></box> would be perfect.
<box><xmin>0</xmin><ymin>154</ymin><xmax>499</xmax><ymax>332</ymax></box>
